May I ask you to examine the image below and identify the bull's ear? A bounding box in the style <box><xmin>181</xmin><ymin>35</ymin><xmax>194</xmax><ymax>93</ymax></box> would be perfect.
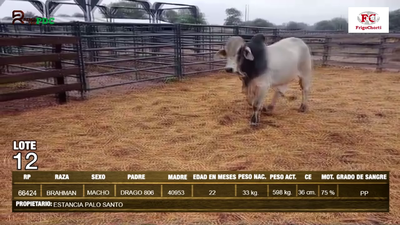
<box><xmin>215</xmin><ymin>48</ymin><xmax>227</xmax><ymax>59</ymax></box>
<box><xmin>243</xmin><ymin>46</ymin><xmax>254</xmax><ymax>61</ymax></box>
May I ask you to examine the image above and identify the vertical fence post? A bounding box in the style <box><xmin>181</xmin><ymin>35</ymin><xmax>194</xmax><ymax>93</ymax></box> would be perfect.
<box><xmin>234</xmin><ymin>26</ymin><xmax>239</xmax><ymax>36</ymax></box>
<box><xmin>54</xmin><ymin>43</ymin><xmax>67</xmax><ymax>104</ymax></box>
<box><xmin>179</xmin><ymin>24</ymin><xmax>183</xmax><ymax>78</ymax></box>
<box><xmin>377</xmin><ymin>35</ymin><xmax>386</xmax><ymax>72</ymax></box>
<box><xmin>151</xmin><ymin>25</ymin><xmax>159</xmax><ymax>53</ymax></box>
<box><xmin>194</xmin><ymin>26</ymin><xmax>201</xmax><ymax>54</ymax></box>
<box><xmin>131</xmin><ymin>24</ymin><xmax>138</xmax><ymax>80</ymax></box>
<box><xmin>86</xmin><ymin>24</ymin><xmax>95</xmax><ymax>62</ymax></box>
<box><xmin>322</xmin><ymin>36</ymin><xmax>331</xmax><ymax>67</ymax></box>
<box><xmin>0</xmin><ymin>24</ymin><xmax>4</xmax><ymax>75</ymax></box>
<box><xmin>272</xmin><ymin>28</ymin><xmax>280</xmax><ymax>44</ymax></box>
<box><xmin>73</xmin><ymin>22</ymin><xmax>88</xmax><ymax>97</ymax></box>
<box><xmin>174</xmin><ymin>24</ymin><xmax>178</xmax><ymax>78</ymax></box>
<box><xmin>0</xmin><ymin>24</ymin><xmax>11</xmax><ymax>74</ymax></box>
<box><xmin>41</xmin><ymin>23</ymin><xmax>50</xmax><ymax>70</ymax></box>
<box><xmin>110</xmin><ymin>24</ymin><xmax>117</xmax><ymax>57</ymax></box>
<box><xmin>174</xmin><ymin>24</ymin><xmax>182</xmax><ymax>79</ymax></box>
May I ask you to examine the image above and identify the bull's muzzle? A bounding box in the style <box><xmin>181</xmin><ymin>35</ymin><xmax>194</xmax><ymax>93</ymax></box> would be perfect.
<box><xmin>225</xmin><ymin>68</ymin><xmax>233</xmax><ymax>73</ymax></box>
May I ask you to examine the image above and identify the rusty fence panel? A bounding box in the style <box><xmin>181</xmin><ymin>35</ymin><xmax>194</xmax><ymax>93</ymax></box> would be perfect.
<box><xmin>0</xmin><ymin>36</ymin><xmax>84</xmax><ymax>104</ymax></box>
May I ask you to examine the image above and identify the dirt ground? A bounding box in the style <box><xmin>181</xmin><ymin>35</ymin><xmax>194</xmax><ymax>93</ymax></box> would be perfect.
<box><xmin>0</xmin><ymin>67</ymin><xmax>400</xmax><ymax>224</ymax></box>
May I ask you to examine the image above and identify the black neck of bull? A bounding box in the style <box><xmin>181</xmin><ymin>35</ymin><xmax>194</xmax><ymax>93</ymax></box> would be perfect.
<box><xmin>239</xmin><ymin>42</ymin><xmax>268</xmax><ymax>88</ymax></box>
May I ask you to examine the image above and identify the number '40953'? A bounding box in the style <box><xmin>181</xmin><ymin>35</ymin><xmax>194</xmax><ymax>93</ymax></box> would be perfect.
<box><xmin>13</xmin><ymin>152</ymin><xmax>38</xmax><ymax>170</ymax></box>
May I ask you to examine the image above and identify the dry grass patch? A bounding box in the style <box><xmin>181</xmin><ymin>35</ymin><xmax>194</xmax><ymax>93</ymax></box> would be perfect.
<box><xmin>1</xmin><ymin>67</ymin><xmax>400</xmax><ymax>224</ymax></box>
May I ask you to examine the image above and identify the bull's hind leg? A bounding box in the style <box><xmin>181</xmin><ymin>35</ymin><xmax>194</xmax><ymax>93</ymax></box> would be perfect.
<box><xmin>263</xmin><ymin>85</ymin><xmax>288</xmax><ymax>115</ymax></box>
<box><xmin>297</xmin><ymin>48</ymin><xmax>313</xmax><ymax>112</ymax></box>
<box><xmin>298</xmin><ymin>73</ymin><xmax>312</xmax><ymax>113</ymax></box>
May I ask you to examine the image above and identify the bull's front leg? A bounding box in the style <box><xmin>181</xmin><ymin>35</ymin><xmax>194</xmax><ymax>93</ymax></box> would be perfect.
<box><xmin>251</xmin><ymin>105</ymin><xmax>263</xmax><ymax>125</ymax></box>
<box><xmin>248</xmin><ymin>84</ymin><xmax>269</xmax><ymax>126</ymax></box>
<box><xmin>246</xmin><ymin>98</ymin><xmax>269</xmax><ymax>113</ymax></box>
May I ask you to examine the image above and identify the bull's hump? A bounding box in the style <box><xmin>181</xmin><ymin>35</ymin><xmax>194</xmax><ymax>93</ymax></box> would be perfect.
<box><xmin>250</xmin><ymin>34</ymin><xmax>266</xmax><ymax>43</ymax></box>
<box><xmin>249</xmin><ymin>42</ymin><xmax>268</xmax><ymax>74</ymax></box>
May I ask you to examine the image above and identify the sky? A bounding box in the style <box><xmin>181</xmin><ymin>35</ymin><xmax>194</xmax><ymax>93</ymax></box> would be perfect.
<box><xmin>0</xmin><ymin>0</ymin><xmax>399</xmax><ymax>25</ymax></box>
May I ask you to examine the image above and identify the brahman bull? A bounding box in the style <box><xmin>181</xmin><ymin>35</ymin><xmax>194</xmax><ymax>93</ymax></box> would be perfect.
<box><xmin>215</xmin><ymin>34</ymin><xmax>313</xmax><ymax>126</ymax></box>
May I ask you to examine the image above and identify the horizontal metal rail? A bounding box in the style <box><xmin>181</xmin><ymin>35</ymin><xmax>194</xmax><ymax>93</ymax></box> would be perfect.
<box><xmin>87</xmin><ymin>64</ymin><xmax>174</xmax><ymax>78</ymax></box>
<box><xmin>0</xmin><ymin>67</ymin><xmax>80</xmax><ymax>84</ymax></box>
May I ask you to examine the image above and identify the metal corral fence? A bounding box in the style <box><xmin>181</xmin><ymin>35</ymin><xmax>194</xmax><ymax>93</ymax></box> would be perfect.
<box><xmin>1</xmin><ymin>22</ymin><xmax>400</xmax><ymax>95</ymax></box>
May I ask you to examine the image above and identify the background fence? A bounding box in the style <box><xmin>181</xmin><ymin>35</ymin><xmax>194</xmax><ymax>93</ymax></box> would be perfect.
<box><xmin>0</xmin><ymin>36</ymin><xmax>84</xmax><ymax>104</ymax></box>
<box><xmin>1</xmin><ymin>22</ymin><xmax>400</xmax><ymax>97</ymax></box>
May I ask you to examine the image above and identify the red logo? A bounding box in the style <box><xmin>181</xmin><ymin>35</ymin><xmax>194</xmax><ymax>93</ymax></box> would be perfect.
<box><xmin>357</xmin><ymin>11</ymin><xmax>380</xmax><ymax>25</ymax></box>
<box><xmin>12</xmin><ymin>10</ymin><xmax>25</xmax><ymax>24</ymax></box>
<box><xmin>12</xmin><ymin>10</ymin><xmax>37</xmax><ymax>24</ymax></box>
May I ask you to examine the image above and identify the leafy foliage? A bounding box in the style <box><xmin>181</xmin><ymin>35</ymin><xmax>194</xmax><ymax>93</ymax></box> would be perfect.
<box><xmin>249</xmin><ymin>18</ymin><xmax>274</xmax><ymax>27</ymax></box>
<box><xmin>285</xmin><ymin>21</ymin><xmax>309</xmax><ymax>30</ymax></box>
<box><xmin>330</xmin><ymin>17</ymin><xmax>348</xmax><ymax>30</ymax></box>
<box><xmin>57</xmin><ymin>14</ymin><xmax>71</xmax><ymax>17</ymax></box>
<box><xmin>224</xmin><ymin>8</ymin><xmax>242</xmax><ymax>25</ymax></box>
<box><xmin>24</xmin><ymin>11</ymin><xmax>38</xmax><ymax>18</ymax></box>
<box><xmin>312</xmin><ymin>17</ymin><xmax>348</xmax><ymax>31</ymax></box>
<box><xmin>72</xmin><ymin>13</ymin><xmax>84</xmax><ymax>18</ymax></box>
<box><xmin>314</xmin><ymin>20</ymin><xmax>336</xmax><ymax>30</ymax></box>
<box><xmin>100</xmin><ymin>0</ymin><xmax>148</xmax><ymax>19</ymax></box>
<box><xmin>164</xmin><ymin>10</ymin><xmax>179</xmax><ymax>23</ymax></box>
<box><xmin>389</xmin><ymin>9</ymin><xmax>400</xmax><ymax>31</ymax></box>
<box><xmin>162</xmin><ymin>9</ymin><xmax>207</xmax><ymax>24</ymax></box>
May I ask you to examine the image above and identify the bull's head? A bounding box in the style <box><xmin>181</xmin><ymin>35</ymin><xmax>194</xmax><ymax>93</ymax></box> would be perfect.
<box><xmin>216</xmin><ymin>34</ymin><xmax>265</xmax><ymax>97</ymax></box>
<box><xmin>214</xmin><ymin>36</ymin><xmax>245</xmax><ymax>73</ymax></box>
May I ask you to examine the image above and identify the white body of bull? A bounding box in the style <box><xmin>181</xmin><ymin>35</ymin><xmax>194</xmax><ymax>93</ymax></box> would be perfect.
<box><xmin>262</xmin><ymin>37</ymin><xmax>312</xmax><ymax>88</ymax></box>
<box><xmin>245</xmin><ymin>37</ymin><xmax>313</xmax><ymax>125</ymax></box>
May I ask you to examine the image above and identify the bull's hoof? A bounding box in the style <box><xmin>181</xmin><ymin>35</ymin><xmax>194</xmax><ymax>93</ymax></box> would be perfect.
<box><xmin>250</xmin><ymin>113</ymin><xmax>259</xmax><ymax>125</ymax></box>
<box><xmin>298</xmin><ymin>104</ymin><xmax>308</xmax><ymax>113</ymax></box>
<box><xmin>250</xmin><ymin>122</ymin><xmax>259</xmax><ymax>126</ymax></box>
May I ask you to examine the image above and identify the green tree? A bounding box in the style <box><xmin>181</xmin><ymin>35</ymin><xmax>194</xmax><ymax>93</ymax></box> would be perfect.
<box><xmin>176</xmin><ymin>9</ymin><xmax>206</xmax><ymax>24</ymax></box>
<box><xmin>224</xmin><ymin>8</ymin><xmax>242</xmax><ymax>25</ymax></box>
<box><xmin>24</xmin><ymin>11</ymin><xmax>38</xmax><ymax>18</ymax></box>
<box><xmin>241</xmin><ymin>20</ymin><xmax>253</xmax><ymax>26</ymax></box>
<box><xmin>101</xmin><ymin>0</ymin><xmax>148</xmax><ymax>19</ymax></box>
<box><xmin>163</xmin><ymin>10</ymin><xmax>179</xmax><ymax>23</ymax></box>
<box><xmin>389</xmin><ymin>9</ymin><xmax>400</xmax><ymax>30</ymax></box>
<box><xmin>314</xmin><ymin>20</ymin><xmax>335</xmax><ymax>30</ymax></box>
<box><xmin>250</xmin><ymin>18</ymin><xmax>274</xmax><ymax>27</ymax></box>
<box><xmin>161</xmin><ymin>9</ymin><xmax>206</xmax><ymax>24</ymax></box>
<box><xmin>330</xmin><ymin>17</ymin><xmax>348</xmax><ymax>31</ymax></box>
<box><xmin>286</xmin><ymin>21</ymin><xmax>309</xmax><ymax>30</ymax></box>
<box><xmin>72</xmin><ymin>12</ymin><xmax>84</xmax><ymax>17</ymax></box>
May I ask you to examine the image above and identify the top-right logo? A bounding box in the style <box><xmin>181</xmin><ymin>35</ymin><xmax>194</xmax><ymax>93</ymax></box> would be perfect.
<box><xmin>357</xmin><ymin>11</ymin><xmax>380</xmax><ymax>25</ymax></box>
<box><xmin>348</xmin><ymin>7</ymin><xmax>389</xmax><ymax>33</ymax></box>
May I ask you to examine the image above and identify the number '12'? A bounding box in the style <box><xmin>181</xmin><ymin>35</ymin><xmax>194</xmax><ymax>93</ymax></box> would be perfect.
<box><xmin>13</xmin><ymin>152</ymin><xmax>38</xmax><ymax>170</ymax></box>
